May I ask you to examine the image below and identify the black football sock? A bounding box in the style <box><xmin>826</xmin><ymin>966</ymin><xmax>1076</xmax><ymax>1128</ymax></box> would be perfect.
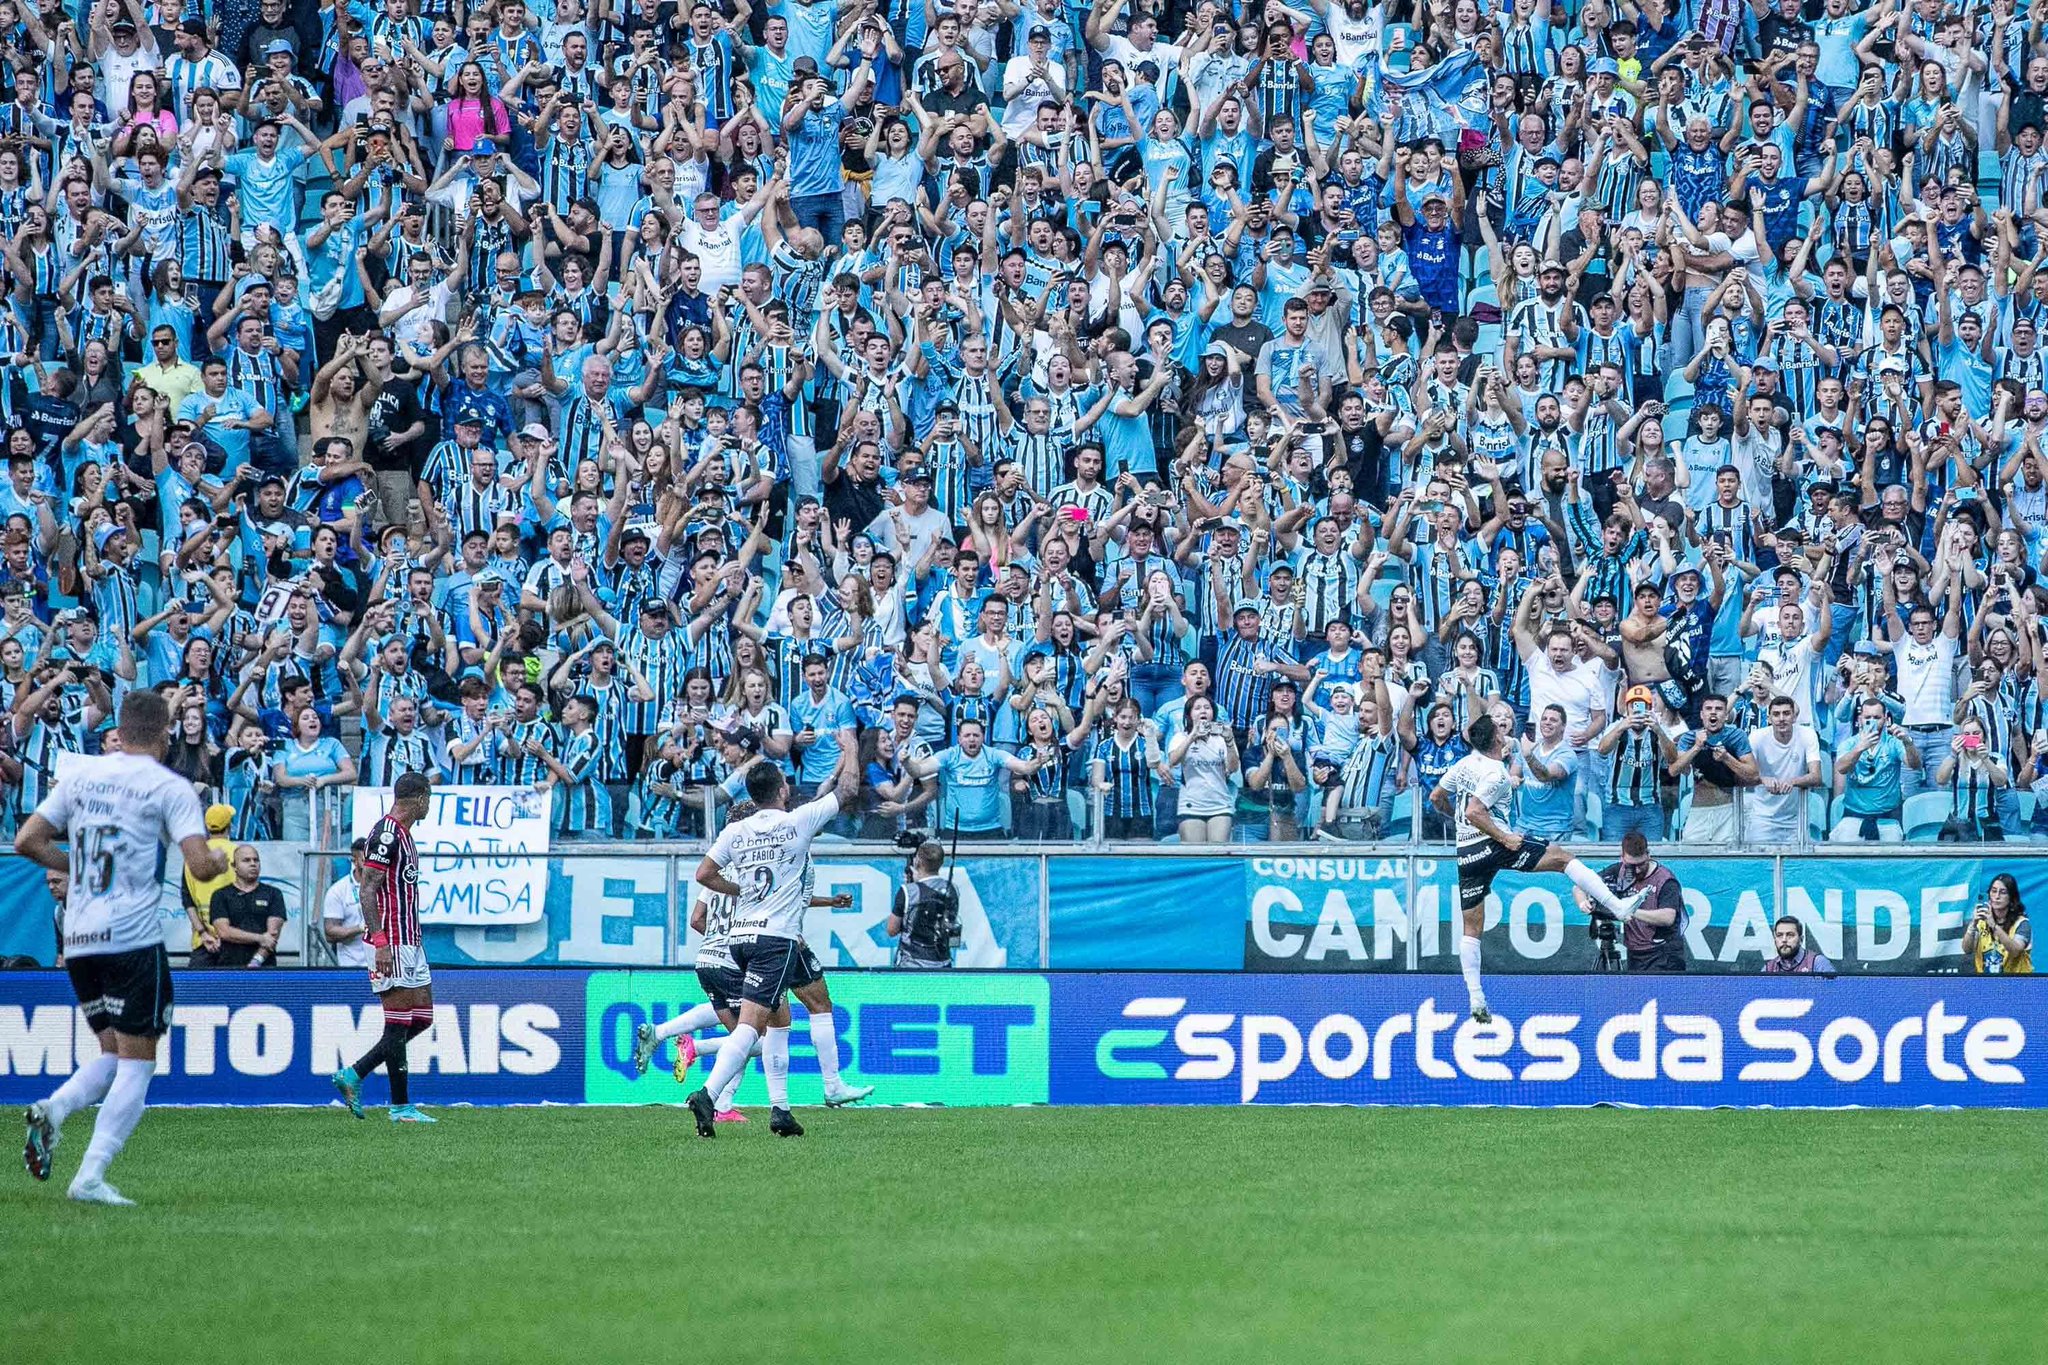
<box><xmin>351</xmin><ymin>1035</ymin><xmax>390</xmax><ymax>1079</ymax></box>
<box><xmin>386</xmin><ymin>1024</ymin><xmax>411</xmax><ymax>1107</ymax></box>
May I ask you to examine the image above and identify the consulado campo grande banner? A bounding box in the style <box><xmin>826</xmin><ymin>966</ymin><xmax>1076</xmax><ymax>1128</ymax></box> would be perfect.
<box><xmin>0</xmin><ymin>971</ymin><xmax>2041</xmax><ymax>1110</ymax></box>
<box><xmin>1047</xmin><ymin>854</ymin><xmax>2048</xmax><ymax>974</ymax></box>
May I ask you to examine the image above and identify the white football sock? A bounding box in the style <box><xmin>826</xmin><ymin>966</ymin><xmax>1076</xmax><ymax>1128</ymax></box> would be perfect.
<box><xmin>699</xmin><ymin>1023</ymin><xmax>758</xmax><ymax>1102</ymax></box>
<box><xmin>807</xmin><ymin>1006</ymin><xmax>845</xmax><ymax>1088</ymax></box>
<box><xmin>713</xmin><ymin>1041</ymin><xmax>762</xmax><ymax>1110</ymax></box>
<box><xmin>654</xmin><ymin>1003</ymin><xmax>721</xmax><ymax>1041</ymax></box>
<box><xmin>763</xmin><ymin>1027</ymin><xmax>791</xmax><ymax>1108</ymax></box>
<box><xmin>1565</xmin><ymin>859</ymin><xmax>1627</xmax><ymax>913</ymax></box>
<box><xmin>43</xmin><ymin>1052</ymin><xmax>117</xmax><ymax>1129</ymax></box>
<box><xmin>1458</xmin><ymin>935</ymin><xmax>1485</xmax><ymax>1007</ymax></box>
<box><xmin>76</xmin><ymin>1058</ymin><xmax>152</xmax><ymax>1185</ymax></box>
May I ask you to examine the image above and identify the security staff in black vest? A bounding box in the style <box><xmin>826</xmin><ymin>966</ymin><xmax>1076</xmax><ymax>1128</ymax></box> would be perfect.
<box><xmin>888</xmin><ymin>841</ymin><xmax>959</xmax><ymax>968</ymax></box>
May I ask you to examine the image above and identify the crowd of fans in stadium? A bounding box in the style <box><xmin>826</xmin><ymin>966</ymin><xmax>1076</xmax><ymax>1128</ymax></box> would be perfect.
<box><xmin>5</xmin><ymin>0</ymin><xmax>2048</xmax><ymax>849</ymax></box>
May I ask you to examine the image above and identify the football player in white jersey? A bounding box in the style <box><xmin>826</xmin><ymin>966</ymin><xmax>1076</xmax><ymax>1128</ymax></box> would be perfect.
<box><xmin>685</xmin><ymin>762</ymin><xmax>857</xmax><ymax>1137</ymax></box>
<box><xmin>18</xmin><ymin>692</ymin><xmax>227</xmax><ymax>1205</ymax></box>
<box><xmin>1432</xmin><ymin>712</ymin><xmax>1649</xmax><ymax>1022</ymax></box>
<box><xmin>632</xmin><ymin>863</ymin><xmax>876</xmax><ymax>1117</ymax></box>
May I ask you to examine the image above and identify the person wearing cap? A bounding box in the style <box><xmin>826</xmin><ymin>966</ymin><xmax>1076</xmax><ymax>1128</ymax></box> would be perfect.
<box><xmin>91</xmin><ymin>6</ymin><xmax>161</xmax><ymax>123</ymax></box>
<box><xmin>1000</xmin><ymin>22</ymin><xmax>1066</xmax><ymax>138</ymax></box>
<box><xmin>223</xmin><ymin>108</ymin><xmax>328</xmax><ymax>271</ymax></box>
<box><xmin>179</xmin><ymin>803</ymin><xmax>239</xmax><ymax>960</ymax></box>
<box><xmin>1212</xmin><ymin>598</ymin><xmax>1310</xmax><ymax>740</ymax></box>
<box><xmin>864</xmin><ymin>461</ymin><xmax>951</xmax><ymax>568</ymax></box>
<box><xmin>1740</xmin><ymin>559</ymin><xmax>1836</xmax><ymax>729</ymax></box>
<box><xmin>1504</xmin><ymin>256</ymin><xmax>1577</xmax><ymax>394</ymax></box>
<box><xmin>570</xmin><ymin>574</ymin><xmax>689</xmax><ymax>785</ymax></box>
<box><xmin>165</xmin><ymin>19</ymin><xmax>242</xmax><ymax>124</ymax></box>
<box><xmin>1392</xmin><ymin>164</ymin><xmax>1464</xmax><ymax>324</ymax></box>
<box><xmin>1592</xmin><ymin>683</ymin><xmax>1679</xmax><ymax>840</ymax></box>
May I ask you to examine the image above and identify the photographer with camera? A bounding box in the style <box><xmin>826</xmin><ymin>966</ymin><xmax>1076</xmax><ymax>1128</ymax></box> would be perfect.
<box><xmin>888</xmin><ymin>839</ymin><xmax>961</xmax><ymax>969</ymax></box>
<box><xmin>1573</xmin><ymin>831</ymin><xmax>1688</xmax><ymax>972</ymax></box>
<box><xmin>1963</xmin><ymin>874</ymin><xmax>2032</xmax><ymax>974</ymax></box>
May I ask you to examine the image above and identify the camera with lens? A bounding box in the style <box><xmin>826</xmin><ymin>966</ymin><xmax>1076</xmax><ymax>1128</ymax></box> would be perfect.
<box><xmin>892</xmin><ymin>829</ymin><xmax>961</xmax><ymax>966</ymax></box>
<box><xmin>1587</xmin><ymin>906</ymin><xmax>1621</xmax><ymax>970</ymax></box>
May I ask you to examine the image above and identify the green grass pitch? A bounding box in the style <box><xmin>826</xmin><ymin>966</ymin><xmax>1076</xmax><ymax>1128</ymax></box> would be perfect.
<box><xmin>9</xmin><ymin>1105</ymin><xmax>2042</xmax><ymax>1364</ymax></box>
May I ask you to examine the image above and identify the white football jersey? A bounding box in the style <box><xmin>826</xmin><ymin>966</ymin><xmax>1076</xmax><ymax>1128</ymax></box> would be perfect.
<box><xmin>705</xmin><ymin>790</ymin><xmax>840</xmax><ymax>940</ymax></box>
<box><xmin>36</xmin><ymin>753</ymin><xmax>206</xmax><ymax>957</ymax></box>
<box><xmin>1440</xmin><ymin>751</ymin><xmax>1514</xmax><ymax>846</ymax></box>
<box><xmin>694</xmin><ymin>887</ymin><xmax>736</xmax><ymax>965</ymax></box>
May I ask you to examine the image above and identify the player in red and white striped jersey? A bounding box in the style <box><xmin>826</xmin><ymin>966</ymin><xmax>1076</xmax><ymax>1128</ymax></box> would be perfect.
<box><xmin>330</xmin><ymin>772</ymin><xmax>438</xmax><ymax>1123</ymax></box>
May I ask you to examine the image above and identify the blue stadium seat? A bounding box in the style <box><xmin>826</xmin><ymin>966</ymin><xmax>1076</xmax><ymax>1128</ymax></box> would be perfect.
<box><xmin>1977</xmin><ymin>148</ymin><xmax>2003</xmax><ymax>191</ymax></box>
<box><xmin>1390</xmin><ymin>788</ymin><xmax>1414</xmax><ymax>839</ymax></box>
<box><xmin>1805</xmin><ymin>789</ymin><xmax>1831</xmax><ymax>841</ymax></box>
<box><xmin>1902</xmin><ymin>792</ymin><xmax>1953</xmax><ymax>842</ymax></box>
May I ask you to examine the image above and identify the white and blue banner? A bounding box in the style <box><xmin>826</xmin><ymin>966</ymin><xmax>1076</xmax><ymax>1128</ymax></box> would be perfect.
<box><xmin>1053</xmin><ymin>855</ymin><xmax>2047</xmax><ymax>974</ymax></box>
<box><xmin>1052</xmin><ymin>975</ymin><xmax>2044</xmax><ymax>1108</ymax></box>
<box><xmin>2</xmin><ymin>971</ymin><xmax>2038</xmax><ymax>1110</ymax></box>
<box><xmin>422</xmin><ymin>854</ymin><xmax>1044</xmax><ymax>969</ymax></box>
<box><xmin>352</xmin><ymin>785</ymin><xmax>551</xmax><ymax>926</ymax></box>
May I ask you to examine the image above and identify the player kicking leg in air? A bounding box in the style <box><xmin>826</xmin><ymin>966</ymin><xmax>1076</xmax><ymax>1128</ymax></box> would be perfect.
<box><xmin>19</xmin><ymin>692</ymin><xmax>227</xmax><ymax>1204</ymax></box>
<box><xmin>331</xmin><ymin>772</ymin><xmax>439</xmax><ymax>1123</ymax></box>
<box><xmin>1434</xmin><ymin>714</ymin><xmax>1647</xmax><ymax>1022</ymax></box>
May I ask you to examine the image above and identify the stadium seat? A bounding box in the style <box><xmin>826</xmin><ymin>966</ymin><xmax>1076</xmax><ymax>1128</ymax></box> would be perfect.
<box><xmin>1978</xmin><ymin>148</ymin><xmax>2003</xmax><ymax>190</ymax></box>
<box><xmin>1805</xmin><ymin>789</ymin><xmax>1832</xmax><ymax>841</ymax></box>
<box><xmin>1390</xmin><ymin>788</ymin><xmax>1414</xmax><ymax>839</ymax></box>
<box><xmin>1901</xmin><ymin>792</ymin><xmax>1954</xmax><ymax>842</ymax></box>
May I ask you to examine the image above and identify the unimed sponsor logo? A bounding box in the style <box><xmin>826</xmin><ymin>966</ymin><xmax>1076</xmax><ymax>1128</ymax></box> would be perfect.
<box><xmin>1092</xmin><ymin>995</ymin><xmax>2028</xmax><ymax>1102</ymax></box>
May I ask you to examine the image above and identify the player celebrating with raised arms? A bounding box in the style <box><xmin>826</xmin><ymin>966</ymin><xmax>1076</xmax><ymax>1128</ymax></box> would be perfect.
<box><xmin>20</xmin><ymin>692</ymin><xmax>227</xmax><ymax>1205</ymax></box>
<box><xmin>685</xmin><ymin>762</ymin><xmax>856</xmax><ymax>1138</ymax></box>
<box><xmin>331</xmin><ymin>771</ymin><xmax>439</xmax><ymax>1123</ymax></box>
<box><xmin>1433</xmin><ymin>713</ymin><xmax>1649</xmax><ymax>1023</ymax></box>
<box><xmin>632</xmin><ymin>861</ymin><xmax>876</xmax><ymax>1116</ymax></box>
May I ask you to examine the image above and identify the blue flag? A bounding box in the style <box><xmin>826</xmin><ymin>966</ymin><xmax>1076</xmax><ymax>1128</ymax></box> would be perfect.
<box><xmin>1363</xmin><ymin>50</ymin><xmax>1493</xmax><ymax>144</ymax></box>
